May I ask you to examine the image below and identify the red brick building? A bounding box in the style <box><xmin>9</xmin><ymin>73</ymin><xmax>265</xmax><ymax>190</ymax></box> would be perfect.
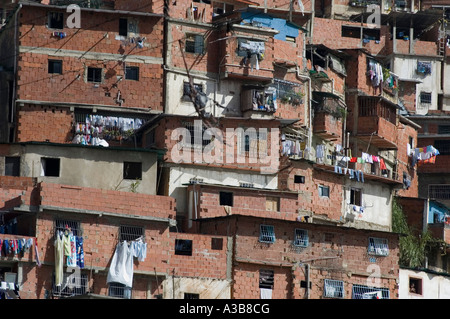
<box><xmin>2</xmin><ymin>0</ymin><xmax>448</xmax><ymax>300</ymax></box>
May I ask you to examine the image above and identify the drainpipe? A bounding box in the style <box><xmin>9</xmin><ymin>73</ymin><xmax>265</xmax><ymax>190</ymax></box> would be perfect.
<box><xmin>305</xmin><ymin>263</ymin><xmax>310</xmax><ymax>299</ymax></box>
<box><xmin>296</xmin><ymin>67</ymin><xmax>312</xmax><ymax>160</ymax></box>
<box><xmin>11</xmin><ymin>4</ymin><xmax>22</xmax><ymax>137</ymax></box>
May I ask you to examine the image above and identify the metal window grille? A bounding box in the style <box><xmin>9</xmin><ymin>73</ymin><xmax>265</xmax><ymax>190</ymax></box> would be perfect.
<box><xmin>119</xmin><ymin>225</ymin><xmax>144</xmax><ymax>242</ymax></box>
<box><xmin>293</xmin><ymin>229</ymin><xmax>309</xmax><ymax>247</ymax></box>
<box><xmin>429</xmin><ymin>184</ymin><xmax>450</xmax><ymax>200</ymax></box>
<box><xmin>368</xmin><ymin>237</ymin><xmax>389</xmax><ymax>256</ymax></box>
<box><xmin>259</xmin><ymin>225</ymin><xmax>276</xmax><ymax>244</ymax></box>
<box><xmin>52</xmin><ymin>272</ymin><xmax>88</xmax><ymax>298</ymax></box>
<box><xmin>352</xmin><ymin>284</ymin><xmax>390</xmax><ymax>299</ymax></box>
<box><xmin>420</xmin><ymin>92</ymin><xmax>432</xmax><ymax>104</ymax></box>
<box><xmin>182</xmin><ymin>121</ymin><xmax>211</xmax><ymax>148</ymax></box>
<box><xmin>54</xmin><ymin>219</ymin><xmax>81</xmax><ymax>237</ymax></box>
<box><xmin>324</xmin><ymin>279</ymin><xmax>344</xmax><ymax>298</ymax></box>
<box><xmin>108</xmin><ymin>282</ymin><xmax>132</xmax><ymax>299</ymax></box>
<box><xmin>259</xmin><ymin>269</ymin><xmax>274</xmax><ymax>289</ymax></box>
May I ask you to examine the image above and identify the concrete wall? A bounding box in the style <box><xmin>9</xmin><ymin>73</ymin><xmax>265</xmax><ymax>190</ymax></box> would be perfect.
<box><xmin>0</xmin><ymin>143</ymin><xmax>159</xmax><ymax>195</ymax></box>
<box><xmin>392</xmin><ymin>56</ymin><xmax>442</xmax><ymax>115</ymax></box>
<box><xmin>399</xmin><ymin>268</ymin><xmax>450</xmax><ymax>299</ymax></box>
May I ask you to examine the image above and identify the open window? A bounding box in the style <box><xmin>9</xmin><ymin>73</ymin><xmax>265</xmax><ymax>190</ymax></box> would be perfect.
<box><xmin>409</xmin><ymin>277</ymin><xmax>422</xmax><ymax>295</ymax></box>
<box><xmin>123</xmin><ymin>162</ymin><xmax>142</xmax><ymax>180</ymax></box>
<box><xmin>324</xmin><ymin>279</ymin><xmax>344</xmax><ymax>298</ymax></box>
<box><xmin>350</xmin><ymin>188</ymin><xmax>362</xmax><ymax>206</ymax></box>
<box><xmin>185</xmin><ymin>34</ymin><xmax>204</xmax><ymax>54</ymax></box>
<box><xmin>368</xmin><ymin>237</ymin><xmax>389</xmax><ymax>256</ymax></box>
<box><xmin>41</xmin><ymin>157</ymin><xmax>60</xmax><ymax>177</ymax></box>
<box><xmin>4</xmin><ymin>156</ymin><xmax>20</xmax><ymax>177</ymax></box>
<box><xmin>219</xmin><ymin>191</ymin><xmax>233</xmax><ymax>206</ymax></box>
<box><xmin>175</xmin><ymin>239</ymin><xmax>193</xmax><ymax>256</ymax></box>
<box><xmin>293</xmin><ymin>229</ymin><xmax>309</xmax><ymax>247</ymax></box>
<box><xmin>259</xmin><ymin>225</ymin><xmax>275</xmax><ymax>244</ymax></box>
<box><xmin>48</xmin><ymin>12</ymin><xmax>64</xmax><ymax>29</ymax></box>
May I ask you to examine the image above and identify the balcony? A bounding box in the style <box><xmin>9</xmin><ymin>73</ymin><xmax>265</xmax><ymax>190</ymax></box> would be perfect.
<box><xmin>428</xmin><ymin>223</ymin><xmax>450</xmax><ymax>246</ymax></box>
<box><xmin>312</xmin><ymin>92</ymin><xmax>345</xmax><ymax>141</ymax></box>
<box><xmin>355</xmin><ymin>96</ymin><xmax>398</xmax><ymax>149</ymax></box>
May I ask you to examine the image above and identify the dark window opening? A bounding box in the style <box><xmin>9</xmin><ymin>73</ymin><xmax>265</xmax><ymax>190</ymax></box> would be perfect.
<box><xmin>219</xmin><ymin>191</ymin><xmax>233</xmax><ymax>206</ymax></box>
<box><xmin>294</xmin><ymin>175</ymin><xmax>305</xmax><ymax>184</ymax></box>
<box><xmin>41</xmin><ymin>158</ymin><xmax>60</xmax><ymax>177</ymax></box>
<box><xmin>259</xmin><ymin>269</ymin><xmax>274</xmax><ymax>289</ymax></box>
<box><xmin>182</xmin><ymin>82</ymin><xmax>203</xmax><ymax>101</ymax></box>
<box><xmin>55</xmin><ymin>219</ymin><xmax>82</xmax><ymax>237</ymax></box>
<box><xmin>123</xmin><ymin>162</ymin><xmax>142</xmax><ymax>180</ymax></box>
<box><xmin>434</xmin><ymin>140</ymin><xmax>450</xmax><ymax>155</ymax></box>
<box><xmin>350</xmin><ymin>188</ymin><xmax>362</xmax><ymax>206</ymax></box>
<box><xmin>211</xmin><ymin>237</ymin><xmax>223</xmax><ymax>250</ymax></box>
<box><xmin>184</xmin><ymin>293</ymin><xmax>200</xmax><ymax>299</ymax></box>
<box><xmin>5</xmin><ymin>156</ymin><xmax>20</xmax><ymax>177</ymax></box>
<box><xmin>175</xmin><ymin>239</ymin><xmax>193</xmax><ymax>256</ymax></box>
<box><xmin>420</xmin><ymin>92</ymin><xmax>432</xmax><ymax>104</ymax></box>
<box><xmin>409</xmin><ymin>278</ymin><xmax>422</xmax><ymax>294</ymax></box>
<box><xmin>119</xmin><ymin>18</ymin><xmax>128</xmax><ymax>36</ymax></box>
<box><xmin>48</xmin><ymin>60</ymin><xmax>63</xmax><ymax>74</ymax></box>
<box><xmin>87</xmin><ymin>67</ymin><xmax>102</xmax><ymax>83</ymax></box>
<box><xmin>342</xmin><ymin>26</ymin><xmax>361</xmax><ymax>39</ymax></box>
<box><xmin>125</xmin><ymin>66</ymin><xmax>139</xmax><ymax>81</ymax></box>
<box><xmin>185</xmin><ymin>34</ymin><xmax>204</xmax><ymax>54</ymax></box>
<box><xmin>48</xmin><ymin>12</ymin><xmax>64</xmax><ymax>29</ymax></box>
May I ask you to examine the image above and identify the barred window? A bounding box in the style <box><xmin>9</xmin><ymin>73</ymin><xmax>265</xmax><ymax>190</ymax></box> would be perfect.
<box><xmin>54</xmin><ymin>219</ymin><xmax>81</xmax><ymax>237</ymax></box>
<box><xmin>368</xmin><ymin>237</ymin><xmax>389</xmax><ymax>256</ymax></box>
<box><xmin>324</xmin><ymin>279</ymin><xmax>344</xmax><ymax>298</ymax></box>
<box><xmin>108</xmin><ymin>282</ymin><xmax>132</xmax><ymax>299</ymax></box>
<box><xmin>259</xmin><ymin>269</ymin><xmax>274</xmax><ymax>289</ymax></box>
<box><xmin>293</xmin><ymin>229</ymin><xmax>308</xmax><ymax>247</ymax></box>
<box><xmin>352</xmin><ymin>284</ymin><xmax>390</xmax><ymax>299</ymax></box>
<box><xmin>259</xmin><ymin>225</ymin><xmax>275</xmax><ymax>244</ymax></box>
<box><xmin>52</xmin><ymin>272</ymin><xmax>88</xmax><ymax>298</ymax></box>
<box><xmin>119</xmin><ymin>225</ymin><xmax>144</xmax><ymax>242</ymax></box>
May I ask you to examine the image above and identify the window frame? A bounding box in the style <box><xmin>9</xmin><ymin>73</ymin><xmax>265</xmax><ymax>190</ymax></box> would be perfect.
<box><xmin>368</xmin><ymin>237</ymin><xmax>389</xmax><ymax>256</ymax></box>
<box><xmin>259</xmin><ymin>225</ymin><xmax>276</xmax><ymax>244</ymax></box>
<box><xmin>420</xmin><ymin>92</ymin><xmax>432</xmax><ymax>104</ymax></box>
<box><xmin>125</xmin><ymin>66</ymin><xmax>139</xmax><ymax>81</ymax></box>
<box><xmin>324</xmin><ymin>279</ymin><xmax>344</xmax><ymax>298</ymax></box>
<box><xmin>318</xmin><ymin>185</ymin><xmax>330</xmax><ymax>198</ymax></box>
<box><xmin>293</xmin><ymin>228</ymin><xmax>309</xmax><ymax>247</ymax></box>
<box><xmin>48</xmin><ymin>11</ymin><xmax>64</xmax><ymax>30</ymax></box>
<box><xmin>108</xmin><ymin>282</ymin><xmax>132</xmax><ymax>299</ymax></box>
<box><xmin>175</xmin><ymin>239</ymin><xmax>193</xmax><ymax>256</ymax></box>
<box><xmin>87</xmin><ymin>67</ymin><xmax>103</xmax><ymax>83</ymax></box>
<box><xmin>48</xmin><ymin>59</ymin><xmax>63</xmax><ymax>74</ymax></box>
<box><xmin>5</xmin><ymin>156</ymin><xmax>20</xmax><ymax>177</ymax></box>
<box><xmin>219</xmin><ymin>191</ymin><xmax>233</xmax><ymax>206</ymax></box>
<box><xmin>350</xmin><ymin>188</ymin><xmax>362</xmax><ymax>206</ymax></box>
<box><xmin>123</xmin><ymin>161</ymin><xmax>142</xmax><ymax>180</ymax></box>
<box><xmin>119</xmin><ymin>225</ymin><xmax>144</xmax><ymax>242</ymax></box>
<box><xmin>41</xmin><ymin>157</ymin><xmax>61</xmax><ymax>177</ymax></box>
<box><xmin>408</xmin><ymin>277</ymin><xmax>423</xmax><ymax>295</ymax></box>
<box><xmin>185</xmin><ymin>33</ymin><xmax>205</xmax><ymax>54</ymax></box>
<box><xmin>54</xmin><ymin>218</ymin><xmax>82</xmax><ymax>237</ymax></box>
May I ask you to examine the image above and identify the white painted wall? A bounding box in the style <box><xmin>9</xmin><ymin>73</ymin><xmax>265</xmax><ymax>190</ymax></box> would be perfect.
<box><xmin>392</xmin><ymin>57</ymin><xmax>441</xmax><ymax>115</ymax></box>
<box><xmin>163</xmin><ymin>276</ymin><xmax>231</xmax><ymax>299</ymax></box>
<box><xmin>343</xmin><ymin>179</ymin><xmax>393</xmax><ymax>231</ymax></box>
<box><xmin>399</xmin><ymin>268</ymin><xmax>450</xmax><ymax>299</ymax></box>
<box><xmin>165</xmin><ymin>72</ymin><xmax>242</xmax><ymax>117</ymax></box>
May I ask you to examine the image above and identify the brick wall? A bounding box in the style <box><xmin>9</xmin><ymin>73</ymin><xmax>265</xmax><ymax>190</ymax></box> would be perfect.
<box><xmin>16</xmin><ymin>6</ymin><xmax>164</xmax><ymax>110</ymax></box>
<box><xmin>39</xmin><ymin>182</ymin><xmax>176</xmax><ymax>220</ymax></box>
<box><xmin>156</xmin><ymin>117</ymin><xmax>281</xmax><ymax>172</ymax></box>
<box><xmin>219</xmin><ymin>216</ymin><xmax>399</xmax><ymax>299</ymax></box>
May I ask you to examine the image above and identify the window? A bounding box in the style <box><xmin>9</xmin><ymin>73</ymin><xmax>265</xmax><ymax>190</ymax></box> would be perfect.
<box><xmin>319</xmin><ymin>185</ymin><xmax>329</xmax><ymax>198</ymax></box>
<box><xmin>119</xmin><ymin>18</ymin><xmax>128</xmax><ymax>36</ymax></box>
<box><xmin>175</xmin><ymin>239</ymin><xmax>193</xmax><ymax>256</ymax></box>
<box><xmin>219</xmin><ymin>191</ymin><xmax>233</xmax><ymax>206</ymax></box>
<box><xmin>48</xmin><ymin>12</ymin><xmax>64</xmax><ymax>29</ymax></box>
<box><xmin>48</xmin><ymin>60</ymin><xmax>63</xmax><ymax>74</ymax></box>
<box><xmin>182</xmin><ymin>82</ymin><xmax>203</xmax><ymax>101</ymax></box>
<box><xmin>342</xmin><ymin>26</ymin><xmax>361</xmax><ymax>39</ymax></box>
<box><xmin>87</xmin><ymin>67</ymin><xmax>102</xmax><ymax>83</ymax></box>
<box><xmin>434</xmin><ymin>140</ymin><xmax>450</xmax><ymax>155</ymax></box>
<box><xmin>350</xmin><ymin>188</ymin><xmax>362</xmax><ymax>206</ymax></box>
<box><xmin>368</xmin><ymin>237</ymin><xmax>389</xmax><ymax>256</ymax></box>
<box><xmin>265</xmin><ymin>196</ymin><xmax>279</xmax><ymax>212</ymax></box>
<box><xmin>259</xmin><ymin>225</ymin><xmax>275</xmax><ymax>244</ymax></box>
<box><xmin>293</xmin><ymin>229</ymin><xmax>308</xmax><ymax>247</ymax></box>
<box><xmin>420</xmin><ymin>92</ymin><xmax>432</xmax><ymax>104</ymax></box>
<box><xmin>119</xmin><ymin>225</ymin><xmax>144</xmax><ymax>242</ymax></box>
<box><xmin>123</xmin><ymin>162</ymin><xmax>142</xmax><ymax>180</ymax></box>
<box><xmin>41</xmin><ymin>158</ymin><xmax>60</xmax><ymax>177</ymax></box>
<box><xmin>5</xmin><ymin>156</ymin><xmax>20</xmax><ymax>177</ymax></box>
<box><xmin>185</xmin><ymin>34</ymin><xmax>204</xmax><ymax>54</ymax></box>
<box><xmin>324</xmin><ymin>279</ymin><xmax>344</xmax><ymax>298</ymax></box>
<box><xmin>211</xmin><ymin>237</ymin><xmax>223</xmax><ymax>250</ymax></box>
<box><xmin>259</xmin><ymin>269</ymin><xmax>274</xmax><ymax>289</ymax></box>
<box><xmin>181</xmin><ymin>121</ymin><xmax>212</xmax><ymax>148</ymax></box>
<box><xmin>184</xmin><ymin>293</ymin><xmax>200</xmax><ymax>299</ymax></box>
<box><xmin>429</xmin><ymin>184</ymin><xmax>450</xmax><ymax>200</ymax></box>
<box><xmin>55</xmin><ymin>219</ymin><xmax>81</xmax><ymax>237</ymax></box>
<box><xmin>238</xmin><ymin>128</ymin><xmax>267</xmax><ymax>155</ymax></box>
<box><xmin>352</xmin><ymin>284</ymin><xmax>390</xmax><ymax>299</ymax></box>
<box><xmin>53</xmin><ymin>272</ymin><xmax>88</xmax><ymax>297</ymax></box>
<box><xmin>409</xmin><ymin>277</ymin><xmax>422</xmax><ymax>295</ymax></box>
<box><xmin>109</xmin><ymin>282</ymin><xmax>132</xmax><ymax>299</ymax></box>
<box><xmin>438</xmin><ymin>125</ymin><xmax>450</xmax><ymax>135</ymax></box>
<box><xmin>294</xmin><ymin>175</ymin><xmax>305</xmax><ymax>184</ymax></box>
<box><xmin>125</xmin><ymin>66</ymin><xmax>139</xmax><ymax>81</ymax></box>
